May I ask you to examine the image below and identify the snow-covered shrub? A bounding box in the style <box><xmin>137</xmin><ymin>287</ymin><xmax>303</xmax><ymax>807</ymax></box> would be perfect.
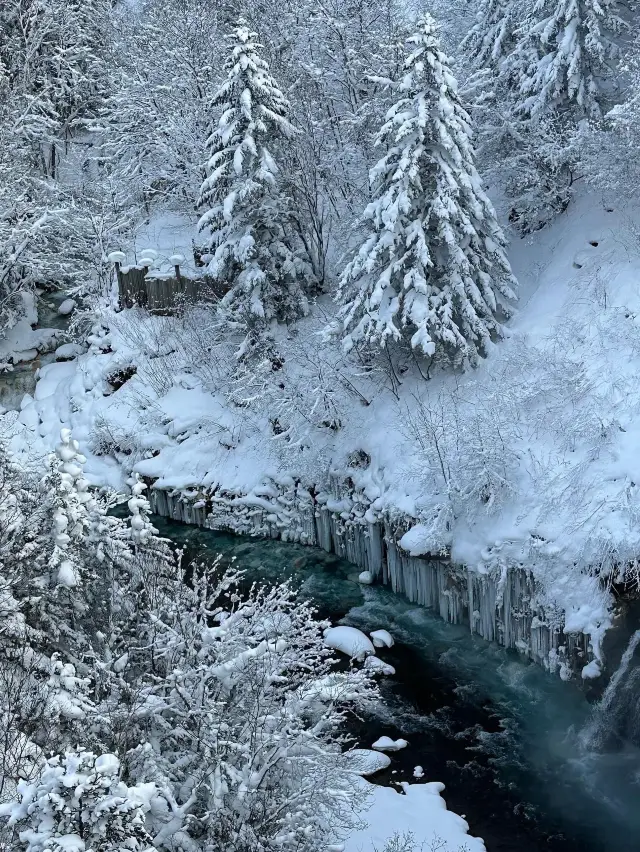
<box><xmin>0</xmin><ymin>751</ymin><xmax>156</xmax><ymax>852</ymax></box>
<box><xmin>126</xmin><ymin>566</ymin><xmax>377</xmax><ymax>851</ymax></box>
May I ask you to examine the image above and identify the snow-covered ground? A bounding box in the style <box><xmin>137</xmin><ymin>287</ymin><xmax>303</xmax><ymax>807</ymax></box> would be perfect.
<box><xmin>4</xmin><ymin>192</ymin><xmax>640</xmax><ymax>664</ymax></box>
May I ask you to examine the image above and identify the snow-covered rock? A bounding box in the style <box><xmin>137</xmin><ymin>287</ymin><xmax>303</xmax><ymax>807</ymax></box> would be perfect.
<box><xmin>342</xmin><ymin>749</ymin><xmax>391</xmax><ymax>776</ymax></box>
<box><xmin>370</xmin><ymin>629</ymin><xmax>394</xmax><ymax>648</ymax></box>
<box><xmin>358</xmin><ymin>570</ymin><xmax>373</xmax><ymax>584</ymax></box>
<box><xmin>55</xmin><ymin>343</ymin><xmax>86</xmax><ymax>361</ymax></box>
<box><xmin>399</xmin><ymin>524</ymin><xmax>432</xmax><ymax>556</ymax></box>
<box><xmin>324</xmin><ymin>626</ymin><xmax>375</xmax><ymax>661</ymax></box>
<box><xmin>57</xmin><ymin>298</ymin><xmax>76</xmax><ymax>317</ymax></box>
<box><xmin>581</xmin><ymin>659</ymin><xmax>602</xmax><ymax>680</ymax></box>
<box><xmin>372</xmin><ymin>736</ymin><xmax>408</xmax><ymax>752</ymax></box>
<box><xmin>364</xmin><ymin>656</ymin><xmax>395</xmax><ymax>676</ymax></box>
<box><xmin>413</xmin><ymin>765</ymin><xmax>424</xmax><ymax>779</ymax></box>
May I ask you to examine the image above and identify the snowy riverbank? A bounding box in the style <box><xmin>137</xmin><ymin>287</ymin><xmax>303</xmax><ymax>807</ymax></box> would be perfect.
<box><xmin>7</xmin><ymin>193</ymin><xmax>640</xmax><ymax>679</ymax></box>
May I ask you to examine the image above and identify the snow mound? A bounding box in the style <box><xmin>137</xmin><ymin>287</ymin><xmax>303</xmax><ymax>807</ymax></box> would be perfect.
<box><xmin>342</xmin><ymin>749</ymin><xmax>391</xmax><ymax>776</ymax></box>
<box><xmin>372</xmin><ymin>736</ymin><xmax>408</xmax><ymax>752</ymax></box>
<box><xmin>344</xmin><ymin>781</ymin><xmax>485</xmax><ymax>852</ymax></box>
<box><xmin>324</xmin><ymin>626</ymin><xmax>375</xmax><ymax>660</ymax></box>
<box><xmin>370</xmin><ymin>629</ymin><xmax>394</xmax><ymax>648</ymax></box>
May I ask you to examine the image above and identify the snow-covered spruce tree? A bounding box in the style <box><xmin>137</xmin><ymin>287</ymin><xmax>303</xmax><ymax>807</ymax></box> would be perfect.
<box><xmin>197</xmin><ymin>20</ymin><xmax>311</xmax><ymax>356</ymax></box>
<box><xmin>0</xmin><ymin>751</ymin><xmax>156</xmax><ymax>852</ymax></box>
<box><xmin>513</xmin><ymin>0</ymin><xmax>625</xmax><ymax>119</ymax></box>
<box><xmin>460</xmin><ymin>0</ymin><xmax>523</xmax><ymax>73</ymax></box>
<box><xmin>335</xmin><ymin>15</ymin><xmax>516</xmax><ymax>368</ymax></box>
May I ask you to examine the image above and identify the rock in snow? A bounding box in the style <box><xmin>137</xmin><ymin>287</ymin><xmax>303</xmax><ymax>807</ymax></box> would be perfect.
<box><xmin>343</xmin><ymin>748</ymin><xmax>391</xmax><ymax>776</ymax></box>
<box><xmin>57</xmin><ymin>298</ymin><xmax>77</xmax><ymax>316</ymax></box>
<box><xmin>581</xmin><ymin>659</ymin><xmax>602</xmax><ymax>679</ymax></box>
<box><xmin>370</xmin><ymin>629</ymin><xmax>394</xmax><ymax>648</ymax></box>
<box><xmin>364</xmin><ymin>656</ymin><xmax>395</xmax><ymax>676</ymax></box>
<box><xmin>323</xmin><ymin>626</ymin><xmax>375</xmax><ymax>660</ymax></box>
<box><xmin>372</xmin><ymin>736</ymin><xmax>408</xmax><ymax>752</ymax></box>
<box><xmin>399</xmin><ymin>524</ymin><xmax>432</xmax><ymax>556</ymax></box>
<box><xmin>55</xmin><ymin>343</ymin><xmax>86</xmax><ymax>361</ymax></box>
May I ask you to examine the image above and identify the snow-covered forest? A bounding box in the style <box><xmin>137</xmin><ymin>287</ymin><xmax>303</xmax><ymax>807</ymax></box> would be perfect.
<box><xmin>2</xmin><ymin>0</ymin><xmax>640</xmax><ymax>848</ymax></box>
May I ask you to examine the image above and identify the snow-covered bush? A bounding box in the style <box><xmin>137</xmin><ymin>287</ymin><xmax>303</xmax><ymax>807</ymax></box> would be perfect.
<box><xmin>125</xmin><ymin>566</ymin><xmax>377</xmax><ymax>851</ymax></box>
<box><xmin>0</xmin><ymin>751</ymin><xmax>156</xmax><ymax>852</ymax></box>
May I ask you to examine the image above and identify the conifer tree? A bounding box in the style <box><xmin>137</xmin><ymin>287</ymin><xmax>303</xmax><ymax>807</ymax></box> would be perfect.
<box><xmin>513</xmin><ymin>0</ymin><xmax>625</xmax><ymax>118</ymax></box>
<box><xmin>198</xmin><ymin>20</ymin><xmax>311</xmax><ymax>356</ymax></box>
<box><xmin>461</xmin><ymin>0</ymin><xmax>522</xmax><ymax>72</ymax></box>
<box><xmin>335</xmin><ymin>15</ymin><xmax>516</xmax><ymax>367</ymax></box>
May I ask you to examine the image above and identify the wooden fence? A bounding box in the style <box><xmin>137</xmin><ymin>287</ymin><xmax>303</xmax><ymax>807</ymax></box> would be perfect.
<box><xmin>113</xmin><ymin>259</ymin><xmax>227</xmax><ymax>312</ymax></box>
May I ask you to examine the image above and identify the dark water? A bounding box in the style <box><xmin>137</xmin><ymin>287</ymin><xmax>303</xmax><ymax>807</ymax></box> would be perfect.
<box><xmin>152</xmin><ymin>515</ymin><xmax>640</xmax><ymax>852</ymax></box>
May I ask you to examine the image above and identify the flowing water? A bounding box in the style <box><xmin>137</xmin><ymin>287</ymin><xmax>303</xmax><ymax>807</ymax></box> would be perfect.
<box><xmin>150</xmin><ymin>515</ymin><xmax>640</xmax><ymax>852</ymax></box>
<box><xmin>0</xmin><ymin>291</ymin><xmax>72</xmax><ymax>410</ymax></box>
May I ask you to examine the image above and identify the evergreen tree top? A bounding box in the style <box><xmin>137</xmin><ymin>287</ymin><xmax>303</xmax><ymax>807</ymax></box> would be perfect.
<box><xmin>334</xmin><ymin>13</ymin><xmax>516</xmax><ymax>367</ymax></box>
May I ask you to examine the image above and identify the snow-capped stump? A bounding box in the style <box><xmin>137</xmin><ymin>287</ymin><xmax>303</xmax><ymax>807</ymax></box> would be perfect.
<box><xmin>55</xmin><ymin>343</ymin><xmax>86</xmax><ymax>361</ymax></box>
<box><xmin>169</xmin><ymin>254</ymin><xmax>185</xmax><ymax>266</ymax></box>
<box><xmin>343</xmin><ymin>748</ymin><xmax>391</xmax><ymax>776</ymax></box>
<box><xmin>323</xmin><ymin>625</ymin><xmax>375</xmax><ymax>661</ymax></box>
<box><xmin>139</xmin><ymin>248</ymin><xmax>158</xmax><ymax>260</ymax></box>
<box><xmin>364</xmin><ymin>656</ymin><xmax>395</xmax><ymax>676</ymax></box>
<box><xmin>370</xmin><ymin>629</ymin><xmax>394</xmax><ymax>648</ymax></box>
<box><xmin>57</xmin><ymin>298</ymin><xmax>76</xmax><ymax>316</ymax></box>
<box><xmin>107</xmin><ymin>250</ymin><xmax>126</xmax><ymax>265</ymax></box>
<box><xmin>358</xmin><ymin>570</ymin><xmax>373</xmax><ymax>585</ymax></box>
<box><xmin>372</xmin><ymin>736</ymin><xmax>408</xmax><ymax>752</ymax></box>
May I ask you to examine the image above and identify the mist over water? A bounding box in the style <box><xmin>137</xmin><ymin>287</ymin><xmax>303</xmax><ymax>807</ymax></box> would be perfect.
<box><xmin>153</xmin><ymin>515</ymin><xmax>640</xmax><ymax>852</ymax></box>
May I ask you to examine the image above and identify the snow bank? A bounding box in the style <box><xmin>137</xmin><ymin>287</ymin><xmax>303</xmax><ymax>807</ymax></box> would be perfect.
<box><xmin>324</xmin><ymin>626</ymin><xmax>375</xmax><ymax>661</ymax></box>
<box><xmin>344</xmin><ymin>781</ymin><xmax>485</xmax><ymax>852</ymax></box>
